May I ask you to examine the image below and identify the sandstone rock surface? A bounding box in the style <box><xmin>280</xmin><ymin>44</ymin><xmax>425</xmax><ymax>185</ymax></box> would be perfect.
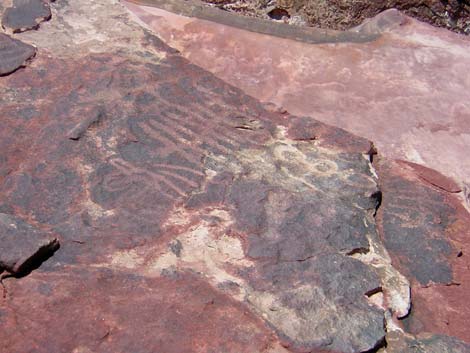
<box><xmin>125</xmin><ymin>2</ymin><xmax>470</xmax><ymax>192</ymax></box>
<box><xmin>0</xmin><ymin>213</ymin><xmax>59</xmax><ymax>277</ymax></box>
<box><xmin>0</xmin><ymin>1</ymin><xmax>469</xmax><ymax>353</ymax></box>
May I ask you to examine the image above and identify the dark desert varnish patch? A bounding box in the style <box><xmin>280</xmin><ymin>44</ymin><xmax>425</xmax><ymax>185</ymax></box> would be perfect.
<box><xmin>0</xmin><ymin>33</ymin><xmax>36</xmax><ymax>76</ymax></box>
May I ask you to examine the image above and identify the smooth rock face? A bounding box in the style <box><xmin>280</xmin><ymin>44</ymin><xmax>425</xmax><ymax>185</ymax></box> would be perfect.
<box><xmin>125</xmin><ymin>3</ymin><xmax>470</xmax><ymax>190</ymax></box>
<box><xmin>0</xmin><ymin>33</ymin><xmax>35</xmax><ymax>75</ymax></box>
<box><xmin>0</xmin><ymin>213</ymin><xmax>59</xmax><ymax>276</ymax></box>
<box><xmin>1</xmin><ymin>1</ymin><xmax>470</xmax><ymax>352</ymax></box>
<box><xmin>1</xmin><ymin>0</ymin><xmax>51</xmax><ymax>33</ymax></box>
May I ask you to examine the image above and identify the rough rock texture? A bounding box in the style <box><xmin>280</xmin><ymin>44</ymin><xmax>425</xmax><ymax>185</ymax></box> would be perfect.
<box><xmin>0</xmin><ymin>33</ymin><xmax>35</xmax><ymax>75</ymax></box>
<box><xmin>0</xmin><ymin>213</ymin><xmax>59</xmax><ymax>276</ymax></box>
<box><xmin>125</xmin><ymin>3</ymin><xmax>470</xmax><ymax>193</ymax></box>
<box><xmin>1</xmin><ymin>0</ymin><xmax>51</xmax><ymax>33</ymax></box>
<box><xmin>201</xmin><ymin>0</ymin><xmax>470</xmax><ymax>34</ymax></box>
<box><xmin>377</xmin><ymin>160</ymin><xmax>459</xmax><ymax>286</ymax></box>
<box><xmin>376</xmin><ymin>158</ymin><xmax>470</xmax><ymax>343</ymax></box>
<box><xmin>0</xmin><ymin>1</ymin><xmax>388</xmax><ymax>352</ymax></box>
<box><xmin>386</xmin><ymin>331</ymin><xmax>470</xmax><ymax>353</ymax></box>
<box><xmin>0</xmin><ymin>1</ymin><xmax>469</xmax><ymax>352</ymax></box>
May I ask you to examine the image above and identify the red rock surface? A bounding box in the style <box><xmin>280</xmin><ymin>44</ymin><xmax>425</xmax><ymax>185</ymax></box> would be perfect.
<box><xmin>375</xmin><ymin>158</ymin><xmax>470</xmax><ymax>342</ymax></box>
<box><xmin>1</xmin><ymin>1</ymin><xmax>470</xmax><ymax>352</ymax></box>
<box><xmin>0</xmin><ymin>213</ymin><xmax>59</xmax><ymax>277</ymax></box>
<box><xmin>125</xmin><ymin>2</ymin><xmax>470</xmax><ymax>192</ymax></box>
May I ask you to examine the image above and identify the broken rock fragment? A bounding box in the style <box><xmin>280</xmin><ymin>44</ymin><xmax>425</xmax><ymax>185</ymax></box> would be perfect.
<box><xmin>0</xmin><ymin>33</ymin><xmax>35</xmax><ymax>75</ymax></box>
<box><xmin>2</xmin><ymin>0</ymin><xmax>51</xmax><ymax>33</ymax></box>
<box><xmin>0</xmin><ymin>213</ymin><xmax>59</xmax><ymax>277</ymax></box>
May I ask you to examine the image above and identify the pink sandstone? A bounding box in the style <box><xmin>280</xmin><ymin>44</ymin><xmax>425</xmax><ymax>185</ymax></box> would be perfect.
<box><xmin>125</xmin><ymin>1</ymin><xmax>470</xmax><ymax>195</ymax></box>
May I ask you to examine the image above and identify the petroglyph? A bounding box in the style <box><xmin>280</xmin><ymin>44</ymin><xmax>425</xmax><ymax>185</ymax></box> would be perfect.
<box><xmin>94</xmin><ymin>122</ymin><xmax>410</xmax><ymax>352</ymax></box>
<box><xmin>3</xmin><ymin>0</ymin><xmax>468</xmax><ymax>351</ymax></box>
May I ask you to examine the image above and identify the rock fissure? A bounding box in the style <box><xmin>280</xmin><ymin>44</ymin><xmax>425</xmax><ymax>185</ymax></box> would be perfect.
<box><xmin>0</xmin><ymin>214</ymin><xmax>60</xmax><ymax>283</ymax></box>
<box><xmin>347</xmin><ymin>156</ymin><xmax>412</xmax><ymax>323</ymax></box>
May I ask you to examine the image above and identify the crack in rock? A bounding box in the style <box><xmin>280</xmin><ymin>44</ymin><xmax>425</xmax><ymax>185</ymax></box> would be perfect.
<box><xmin>0</xmin><ymin>213</ymin><xmax>60</xmax><ymax>278</ymax></box>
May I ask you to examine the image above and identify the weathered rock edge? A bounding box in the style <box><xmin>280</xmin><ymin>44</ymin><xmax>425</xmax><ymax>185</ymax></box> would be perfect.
<box><xmin>0</xmin><ymin>33</ymin><xmax>35</xmax><ymax>75</ymax></box>
<box><xmin>125</xmin><ymin>0</ymin><xmax>384</xmax><ymax>44</ymax></box>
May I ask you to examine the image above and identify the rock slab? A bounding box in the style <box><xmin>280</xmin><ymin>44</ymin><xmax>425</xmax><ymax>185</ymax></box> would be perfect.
<box><xmin>0</xmin><ymin>33</ymin><xmax>35</xmax><ymax>75</ymax></box>
<box><xmin>0</xmin><ymin>213</ymin><xmax>59</xmax><ymax>276</ymax></box>
<box><xmin>0</xmin><ymin>0</ymin><xmax>469</xmax><ymax>352</ymax></box>
<box><xmin>2</xmin><ymin>0</ymin><xmax>51</xmax><ymax>33</ymax></box>
<box><xmin>125</xmin><ymin>3</ymin><xmax>470</xmax><ymax>190</ymax></box>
